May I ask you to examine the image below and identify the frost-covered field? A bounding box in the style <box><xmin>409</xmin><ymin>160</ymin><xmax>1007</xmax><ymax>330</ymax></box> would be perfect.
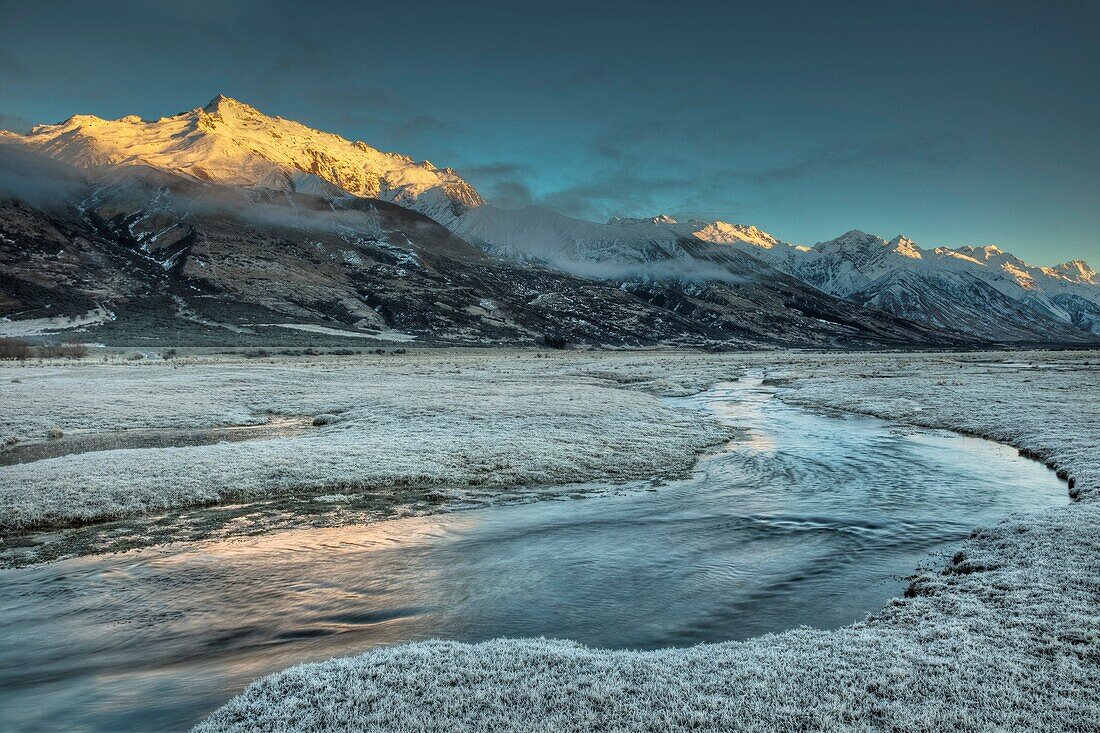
<box><xmin>193</xmin><ymin>350</ymin><xmax>1100</xmax><ymax>732</ymax></box>
<box><xmin>0</xmin><ymin>351</ymin><xmax>743</xmax><ymax>531</ymax></box>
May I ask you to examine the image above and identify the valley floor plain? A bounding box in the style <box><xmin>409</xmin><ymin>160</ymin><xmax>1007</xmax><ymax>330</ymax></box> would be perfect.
<box><xmin>2</xmin><ymin>348</ymin><xmax>1098</xmax><ymax>731</ymax></box>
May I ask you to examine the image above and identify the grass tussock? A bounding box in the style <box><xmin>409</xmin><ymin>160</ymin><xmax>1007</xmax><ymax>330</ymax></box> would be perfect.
<box><xmin>0</xmin><ymin>338</ymin><xmax>33</xmax><ymax>360</ymax></box>
<box><xmin>37</xmin><ymin>343</ymin><xmax>88</xmax><ymax>359</ymax></box>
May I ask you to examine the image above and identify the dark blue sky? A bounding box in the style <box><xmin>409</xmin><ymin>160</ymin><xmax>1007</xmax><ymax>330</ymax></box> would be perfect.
<box><xmin>2</xmin><ymin>0</ymin><xmax>1097</xmax><ymax>265</ymax></box>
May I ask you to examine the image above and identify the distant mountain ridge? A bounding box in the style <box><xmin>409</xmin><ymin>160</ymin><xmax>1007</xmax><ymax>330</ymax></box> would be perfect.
<box><xmin>450</xmin><ymin>207</ymin><xmax>1099</xmax><ymax>341</ymax></box>
<box><xmin>451</xmin><ymin>206</ymin><xmax>794</xmax><ymax>272</ymax></box>
<box><xmin>748</xmin><ymin>229</ymin><xmax>1100</xmax><ymax>338</ymax></box>
<box><xmin>0</xmin><ymin>95</ymin><xmax>483</xmax><ymax>225</ymax></box>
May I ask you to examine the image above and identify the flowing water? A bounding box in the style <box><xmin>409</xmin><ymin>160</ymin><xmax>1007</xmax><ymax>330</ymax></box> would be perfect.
<box><xmin>0</xmin><ymin>416</ymin><xmax>312</xmax><ymax>466</ymax></box>
<box><xmin>0</xmin><ymin>379</ymin><xmax>1067</xmax><ymax>731</ymax></box>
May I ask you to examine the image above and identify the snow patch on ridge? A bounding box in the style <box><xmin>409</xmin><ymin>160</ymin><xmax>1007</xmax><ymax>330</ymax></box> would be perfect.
<box><xmin>0</xmin><ymin>307</ymin><xmax>114</xmax><ymax>337</ymax></box>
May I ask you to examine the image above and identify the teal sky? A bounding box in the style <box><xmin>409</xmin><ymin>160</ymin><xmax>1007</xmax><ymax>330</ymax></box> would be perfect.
<box><xmin>1</xmin><ymin>0</ymin><xmax>1097</xmax><ymax>266</ymax></box>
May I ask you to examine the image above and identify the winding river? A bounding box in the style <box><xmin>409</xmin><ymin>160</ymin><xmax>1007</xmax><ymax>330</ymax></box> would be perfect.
<box><xmin>0</xmin><ymin>379</ymin><xmax>1067</xmax><ymax>731</ymax></box>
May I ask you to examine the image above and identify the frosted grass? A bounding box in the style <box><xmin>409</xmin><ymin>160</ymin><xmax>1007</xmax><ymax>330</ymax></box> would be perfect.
<box><xmin>0</xmin><ymin>353</ymin><xmax>741</xmax><ymax>530</ymax></box>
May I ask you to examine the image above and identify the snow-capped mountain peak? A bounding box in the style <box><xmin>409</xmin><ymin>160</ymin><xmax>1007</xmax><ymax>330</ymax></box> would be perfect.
<box><xmin>887</xmin><ymin>235</ymin><xmax>922</xmax><ymax>259</ymax></box>
<box><xmin>202</xmin><ymin>93</ymin><xmax>253</xmax><ymax>114</ymax></box>
<box><xmin>836</xmin><ymin>228</ymin><xmax>875</xmax><ymax>242</ymax></box>
<box><xmin>601</xmin><ymin>212</ymin><xmax>785</xmax><ymax>251</ymax></box>
<box><xmin>1046</xmin><ymin>259</ymin><xmax>1099</xmax><ymax>285</ymax></box>
<box><xmin>812</xmin><ymin>229</ymin><xmax>885</xmax><ymax>254</ymax></box>
<box><xmin>753</xmin><ymin>227</ymin><xmax>1100</xmax><ymax>338</ymax></box>
<box><xmin>600</xmin><ymin>211</ymin><xmax>786</xmax><ymax>249</ymax></box>
<box><xmin>807</xmin><ymin>231</ymin><xmax>926</xmax><ymax>267</ymax></box>
<box><xmin>935</xmin><ymin>247</ymin><xmax>983</xmax><ymax>265</ymax></box>
<box><xmin>0</xmin><ymin>95</ymin><xmax>484</xmax><ymax>225</ymax></box>
<box><xmin>951</xmin><ymin>244</ymin><xmax>1013</xmax><ymax>264</ymax></box>
<box><xmin>812</xmin><ymin>230</ymin><xmax>889</xmax><ymax>259</ymax></box>
<box><xmin>692</xmin><ymin>221</ymin><xmax>782</xmax><ymax>249</ymax></box>
<box><xmin>607</xmin><ymin>214</ymin><xmax>679</xmax><ymax>226</ymax></box>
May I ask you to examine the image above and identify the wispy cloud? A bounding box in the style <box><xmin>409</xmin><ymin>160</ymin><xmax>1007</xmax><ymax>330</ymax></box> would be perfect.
<box><xmin>458</xmin><ymin>162</ymin><xmax>538</xmax><ymax>209</ymax></box>
<box><xmin>461</xmin><ymin>162</ymin><xmax>532</xmax><ymax>178</ymax></box>
<box><xmin>739</xmin><ymin>134</ymin><xmax>966</xmax><ymax>185</ymax></box>
<box><xmin>537</xmin><ymin>173</ymin><xmax>701</xmax><ymax>221</ymax></box>
<box><xmin>591</xmin><ymin>120</ymin><xmax>665</xmax><ymax>162</ymax></box>
<box><xmin>387</xmin><ymin>114</ymin><xmax>457</xmax><ymax>142</ymax></box>
<box><xmin>459</xmin><ymin>151</ymin><xmax>741</xmax><ymax>221</ymax></box>
<box><xmin>486</xmin><ymin>180</ymin><xmax>536</xmax><ymax>209</ymax></box>
<box><xmin>489</xmin><ymin>121</ymin><xmax>968</xmax><ymax>223</ymax></box>
<box><xmin>0</xmin><ymin>113</ymin><xmax>31</xmax><ymax>133</ymax></box>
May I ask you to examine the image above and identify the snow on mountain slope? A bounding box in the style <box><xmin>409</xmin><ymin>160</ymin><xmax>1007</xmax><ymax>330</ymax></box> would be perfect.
<box><xmin>1050</xmin><ymin>293</ymin><xmax>1100</xmax><ymax>334</ymax></box>
<box><xmin>846</xmin><ymin>268</ymin><xmax>1080</xmax><ymax>341</ymax></box>
<box><xmin>681</xmin><ymin>223</ymin><xmax>1098</xmax><ymax>331</ymax></box>
<box><xmin>793</xmin><ymin>235</ymin><xmax>1100</xmax><ymax>308</ymax></box>
<box><xmin>450</xmin><ymin>205</ymin><xmax>692</xmax><ymax>270</ymax></box>
<box><xmin>692</xmin><ymin>221</ymin><xmax>783</xmax><ymax>249</ymax></box>
<box><xmin>452</xmin><ymin>205</ymin><xmax>1098</xmax><ymax>342</ymax></box>
<box><xmin>451</xmin><ymin>206</ymin><xmax>798</xmax><ymax>276</ymax></box>
<box><xmin>0</xmin><ymin>95</ymin><xmax>483</xmax><ymax>225</ymax></box>
<box><xmin>447</xmin><ymin>205</ymin><xmax>975</xmax><ymax>346</ymax></box>
<box><xmin>1047</xmin><ymin>259</ymin><xmax>1099</xmax><ymax>286</ymax></box>
<box><xmin>755</xmin><ymin>231</ymin><xmax>1100</xmax><ymax>338</ymax></box>
<box><xmin>607</xmin><ymin>214</ymin><xmax>681</xmax><ymax>227</ymax></box>
<box><xmin>944</xmin><ymin>245</ymin><xmax>1100</xmax><ymax>303</ymax></box>
<box><xmin>749</xmin><ymin>230</ymin><xmax>924</xmax><ymax>297</ymax></box>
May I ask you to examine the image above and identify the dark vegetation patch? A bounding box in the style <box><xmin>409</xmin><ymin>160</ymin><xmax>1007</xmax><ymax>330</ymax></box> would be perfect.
<box><xmin>0</xmin><ymin>275</ymin><xmax>99</xmax><ymax>320</ymax></box>
<box><xmin>36</xmin><ymin>343</ymin><xmax>88</xmax><ymax>359</ymax></box>
<box><xmin>0</xmin><ymin>338</ymin><xmax>87</xmax><ymax>360</ymax></box>
<box><xmin>0</xmin><ymin>337</ymin><xmax>33</xmax><ymax>360</ymax></box>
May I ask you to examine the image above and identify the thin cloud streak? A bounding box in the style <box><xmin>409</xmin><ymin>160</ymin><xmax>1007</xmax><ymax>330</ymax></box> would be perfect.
<box><xmin>740</xmin><ymin>134</ymin><xmax>967</xmax><ymax>185</ymax></box>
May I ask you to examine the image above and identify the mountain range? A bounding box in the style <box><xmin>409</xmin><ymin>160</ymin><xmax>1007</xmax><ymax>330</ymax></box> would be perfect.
<box><xmin>451</xmin><ymin>206</ymin><xmax>1098</xmax><ymax>342</ymax></box>
<box><xmin>1</xmin><ymin>96</ymin><xmax>1096</xmax><ymax>348</ymax></box>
